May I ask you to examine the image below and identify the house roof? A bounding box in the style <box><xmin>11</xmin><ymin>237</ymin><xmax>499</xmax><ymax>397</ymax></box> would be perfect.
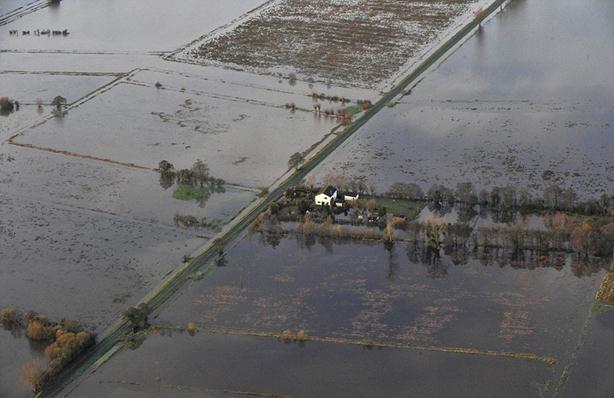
<box><xmin>320</xmin><ymin>185</ymin><xmax>338</xmax><ymax>197</ymax></box>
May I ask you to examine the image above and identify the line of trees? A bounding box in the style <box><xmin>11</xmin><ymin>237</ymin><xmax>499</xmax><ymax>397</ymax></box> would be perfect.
<box><xmin>386</xmin><ymin>181</ymin><xmax>612</xmax><ymax>216</ymax></box>
<box><xmin>158</xmin><ymin>159</ymin><xmax>225</xmax><ymax>190</ymax></box>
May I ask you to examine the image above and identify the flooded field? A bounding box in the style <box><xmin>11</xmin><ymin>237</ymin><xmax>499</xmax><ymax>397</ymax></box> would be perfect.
<box><xmin>0</xmin><ymin>0</ymin><xmax>268</xmax><ymax>52</ymax></box>
<box><xmin>310</xmin><ymin>0</ymin><xmax>614</xmax><ymax>197</ymax></box>
<box><xmin>0</xmin><ymin>71</ymin><xmax>119</xmax><ymax>105</ymax></box>
<box><xmin>1</xmin><ymin>0</ymin><xmax>612</xmax><ymax>396</ymax></box>
<box><xmin>175</xmin><ymin>0</ymin><xmax>489</xmax><ymax>88</ymax></box>
<box><xmin>157</xmin><ymin>237</ymin><xmax>600</xmax><ymax>353</ymax></box>
<box><xmin>0</xmin><ymin>145</ymin><xmax>257</xmax><ymax>228</ymax></box>
<box><xmin>562</xmin><ymin>307</ymin><xmax>614</xmax><ymax>397</ymax></box>
<box><xmin>0</xmin><ymin>327</ymin><xmax>46</xmax><ymax>398</ymax></box>
<box><xmin>11</xmin><ymin>69</ymin><xmax>344</xmax><ymax>188</ymax></box>
<box><xmin>62</xmin><ymin>235</ymin><xmax>603</xmax><ymax>397</ymax></box>
<box><xmin>65</xmin><ymin>332</ymin><xmax>555</xmax><ymax>398</ymax></box>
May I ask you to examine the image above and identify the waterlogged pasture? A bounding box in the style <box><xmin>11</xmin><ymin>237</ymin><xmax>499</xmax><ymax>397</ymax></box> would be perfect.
<box><xmin>12</xmin><ymin>70</ymin><xmax>340</xmax><ymax>188</ymax></box>
<box><xmin>310</xmin><ymin>0</ymin><xmax>614</xmax><ymax>197</ymax></box>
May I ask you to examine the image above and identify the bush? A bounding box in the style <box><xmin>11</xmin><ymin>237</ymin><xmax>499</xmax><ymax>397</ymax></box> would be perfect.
<box><xmin>0</xmin><ymin>307</ymin><xmax>19</xmax><ymax>324</ymax></box>
<box><xmin>122</xmin><ymin>303</ymin><xmax>150</xmax><ymax>330</ymax></box>
<box><xmin>187</xmin><ymin>321</ymin><xmax>197</xmax><ymax>336</ymax></box>
<box><xmin>0</xmin><ymin>96</ymin><xmax>14</xmax><ymax>111</ymax></box>
<box><xmin>20</xmin><ymin>359</ymin><xmax>46</xmax><ymax>392</ymax></box>
<box><xmin>26</xmin><ymin>319</ymin><xmax>55</xmax><ymax>341</ymax></box>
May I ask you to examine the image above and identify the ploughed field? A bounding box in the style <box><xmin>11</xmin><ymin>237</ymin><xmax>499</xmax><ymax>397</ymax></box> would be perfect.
<box><xmin>176</xmin><ymin>0</ymin><xmax>485</xmax><ymax>88</ymax></box>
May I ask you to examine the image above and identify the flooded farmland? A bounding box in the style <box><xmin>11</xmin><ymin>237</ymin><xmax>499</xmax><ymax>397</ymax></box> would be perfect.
<box><xmin>310</xmin><ymin>0</ymin><xmax>614</xmax><ymax>198</ymax></box>
<box><xmin>1</xmin><ymin>0</ymin><xmax>613</xmax><ymax>396</ymax></box>
<box><xmin>62</xmin><ymin>236</ymin><xmax>602</xmax><ymax>397</ymax></box>
<box><xmin>175</xmin><ymin>0</ymin><xmax>490</xmax><ymax>88</ymax></box>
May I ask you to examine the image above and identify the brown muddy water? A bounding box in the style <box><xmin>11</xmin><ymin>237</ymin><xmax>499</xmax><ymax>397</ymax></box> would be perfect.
<box><xmin>311</xmin><ymin>0</ymin><xmax>614</xmax><ymax>198</ymax></box>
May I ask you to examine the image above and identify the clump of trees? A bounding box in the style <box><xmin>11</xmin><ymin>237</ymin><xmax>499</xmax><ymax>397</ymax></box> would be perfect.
<box><xmin>158</xmin><ymin>159</ymin><xmax>224</xmax><ymax>189</ymax></box>
<box><xmin>0</xmin><ymin>310</ymin><xmax>94</xmax><ymax>393</ymax></box>
<box><xmin>158</xmin><ymin>159</ymin><xmax>225</xmax><ymax>206</ymax></box>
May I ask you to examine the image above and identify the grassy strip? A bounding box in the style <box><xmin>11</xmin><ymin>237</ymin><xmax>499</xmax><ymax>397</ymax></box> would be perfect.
<box><xmin>206</xmin><ymin>327</ymin><xmax>557</xmax><ymax>366</ymax></box>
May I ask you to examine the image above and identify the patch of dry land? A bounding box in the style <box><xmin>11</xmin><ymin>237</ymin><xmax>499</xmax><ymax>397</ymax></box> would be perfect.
<box><xmin>175</xmin><ymin>0</ymin><xmax>485</xmax><ymax>88</ymax></box>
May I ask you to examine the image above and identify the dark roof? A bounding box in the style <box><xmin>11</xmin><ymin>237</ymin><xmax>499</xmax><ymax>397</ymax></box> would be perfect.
<box><xmin>344</xmin><ymin>191</ymin><xmax>359</xmax><ymax>197</ymax></box>
<box><xmin>321</xmin><ymin>185</ymin><xmax>338</xmax><ymax>197</ymax></box>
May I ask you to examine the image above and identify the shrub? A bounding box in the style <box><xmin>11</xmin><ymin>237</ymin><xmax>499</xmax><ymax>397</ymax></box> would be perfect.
<box><xmin>122</xmin><ymin>303</ymin><xmax>150</xmax><ymax>330</ymax></box>
<box><xmin>187</xmin><ymin>321</ymin><xmax>197</xmax><ymax>336</ymax></box>
<box><xmin>0</xmin><ymin>307</ymin><xmax>19</xmax><ymax>324</ymax></box>
<box><xmin>20</xmin><ymin>359</ymin><xmax>46</xmax><ymax>392</ymax></box>
<box><xmin>26</xmin><ymin>319</ymin><xmax>54</xmax><ymax>341</ymax></box>
<box><xmin>258</xmin><ymin>187</ymin><xmax>269</xmax><ymax>198</ymax></box>
<box><xmin>0</xmin><ymin>96</ymin><xmax>14</xmax><ymax>111</ymax></box>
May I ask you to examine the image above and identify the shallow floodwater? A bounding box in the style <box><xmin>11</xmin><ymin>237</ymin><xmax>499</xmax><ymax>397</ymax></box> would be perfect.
<box><xmin>156</xmin><ymin>237</ymin><xmax>600</xmax><ymax>355</ymax></box>
<box><xmin>311</xmin><ymin>0</ymin><xmax>614</xmax><ymax>197</ymax></box>
<box><xmin>0</xmin><ymin>327</ymin><xmax>46</xmax><ymax>398</ymax></box>
<box><xmin>0</xmin><ymin>0</ymin><xmax>268</xmax><ymax>52</ymax></box>
<box><xmin>0</xmin><ymin>72</ymin><xmax>117</xmax><ymax>104</ymax></box>
<box><xmin>65</xmin><ymin>332</ymin><xmax>555</xmax><ymax>398</ymax></box>
<box><xmin>13</xmin><ymin>72</ymin><xmax>339</xmax><ymax>188</ymax></box>
<box><xmin>561</xmin><ymin>308</ymin><xmax>614</xmax><ymax>397</ymax></box>
<box><xmin>63</xmin><ymin>236</ymin><xmax>603</xmax><ymax>397</ymax></box>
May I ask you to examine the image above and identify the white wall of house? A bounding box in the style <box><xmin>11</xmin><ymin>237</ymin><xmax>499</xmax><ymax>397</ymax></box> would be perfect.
<box><xmin>315</xmin><ymin>192</ymin><xmax>336</xmax><ymax>206</ymax></box>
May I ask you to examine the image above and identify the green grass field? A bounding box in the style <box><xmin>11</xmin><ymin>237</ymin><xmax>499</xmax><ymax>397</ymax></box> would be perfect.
<box><xmin>172</xmin><ymin>184</ymin><xmax>208</xmax><ymax>201</ymax></box>
<box><xmin>372</xmin><ymin>197</ymin><xmax>426</xmax><ymax>220</ymax></box>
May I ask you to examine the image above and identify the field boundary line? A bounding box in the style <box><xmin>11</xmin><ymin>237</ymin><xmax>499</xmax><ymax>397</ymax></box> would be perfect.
<box><xmin>206</xmin><ymin>327</ymin><xmax>557</xmax><ymax>365</ymax></box>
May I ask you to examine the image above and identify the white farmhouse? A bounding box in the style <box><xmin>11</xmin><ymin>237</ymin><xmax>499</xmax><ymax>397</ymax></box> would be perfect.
<box><xmin>314</xmin><ymin>185</ymin><xmax>338</xmax><ymax>206</ymax></box>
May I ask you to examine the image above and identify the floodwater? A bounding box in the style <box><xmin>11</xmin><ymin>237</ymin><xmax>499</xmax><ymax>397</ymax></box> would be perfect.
<box><xmin>0</xmin><ymin>144</ymin><xmax>257</xmax><ymax>229</ymax></box>
<box><xmin>0</xmin><ymin>0</ymin><xmax>268</xmax><ymax>52</ymax></box>
<box><xmin>561</xmin><ymin>308</ymin><xmax>614</xmax><ymax>397</ymax></box>
<box><xmin>63</xmin><ymin>236</ymin><xmax>602</xmax><ymax>397</ymax></box>
<box><xmin>156</xmin><ymin>237</ymin><xmax>600</xmax><ymax>354</ymax></box>
<box><xmin>0</xmin><ymin>326</ymin><xmax>46</xmax><ymax>398</ymax></box>
<box><xmin>12</xmin><ymin>71</ymin><xmax>340</xmax><ymax>188</ymax></box>
<box><xmin>311</xmin><ymin>0</ymin><xmax>614</xmax><ymax>198</ymax></box>
<box><xmin>0</xmin><ymin>72</ymin><xmax>118</xmax><ymax>104</ymax></box>
<box><xmin>65</xmin><ymin>332</ymin><xmax>555</xmax><ymax>398</ymax></box>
